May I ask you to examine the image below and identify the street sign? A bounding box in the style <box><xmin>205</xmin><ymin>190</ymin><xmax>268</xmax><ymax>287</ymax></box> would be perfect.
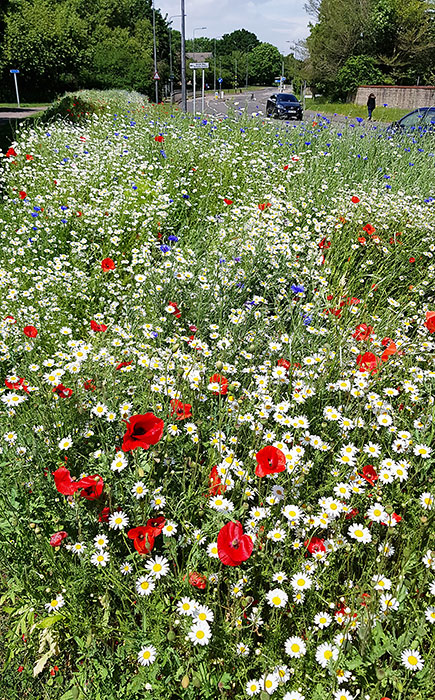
<box><xmin>10</xmin><ymin>69</ymin><xmax>20</xmax><ymax>74</ymax></box>
<box><xmin>189</xmin><ymin>62</ymin><xmax>209</xmax><ymax>69</ymax></box>
<box><xmin>154</xmin><ymin>71</ymin><xmax>160</xmax><ymax>80</ymax></box>
<box><xmin>218</xmin><ymin>77</ymin><xmax>223</xmax><ymax>83</ymax></box>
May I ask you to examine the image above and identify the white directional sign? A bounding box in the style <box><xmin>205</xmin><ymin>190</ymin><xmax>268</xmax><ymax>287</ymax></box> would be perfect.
<box><xmin>189</xmin><ymin>62</ymin><xmax>209</xmax><ymax>69</ymax></box>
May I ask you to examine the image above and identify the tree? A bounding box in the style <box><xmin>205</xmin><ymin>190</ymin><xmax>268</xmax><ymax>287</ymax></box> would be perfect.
<box><xmin>334</xmin><ymin>55</ymin><xmax>385</xmax><ymax>99</ymax></box>
<box><xmin>219</xmin><ymin>29</ymin><xmax>260</xmax><ymax>55</ymax></box>
<box><xmin>249</xmin><ymin>43</ymin><xmax>282</xmax><ymax>86</ymax></box>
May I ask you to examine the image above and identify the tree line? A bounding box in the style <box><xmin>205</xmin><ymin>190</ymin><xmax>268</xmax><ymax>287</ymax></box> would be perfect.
<box><xmin>303</xmin><ymin>0</ymin><xmax>435</xmax><ymax>99</ymax></box>
<box><xmin>0</xmin><ymin>2</ymin><xmax>297</xmax><ymax>102</ymax></box>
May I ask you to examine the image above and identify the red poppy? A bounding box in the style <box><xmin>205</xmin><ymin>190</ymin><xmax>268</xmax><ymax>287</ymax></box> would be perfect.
<box><xmin>277</xmin><ymin>358</ymin><xmax>291</xmax><ymax>370</ymax></box>
<box><xmin>223</xmin><ymin>198</ymin><xmax>233</xmax><ymax>205</ymax></box>
<box><xmin>122</xmin><ymin>413</ymin><xmax>164</xmax><ymax>452</ymax></box>
<box><xmin>381</xmin><ymin>340</ymin><xmax>397</xmax><ymax>362</ymax></box>
<box><xmin>19</xmin><ymin>190</ymin><xmax>26</xmax><ymax>199</ymax></box>
<box><xmin>146</xmin><ymin>516</ymin><xmax>166</xmax><ymax>536</ymax></box>
<box><xmin>351</xmin><ymin>196</ymin><xmax>360</xmax><ymax>203</ymax></box>
<box><xmin>345</xmin><ymin>507</ymin><xmax>359</xmax><ymax>520</ymax></box>
<box><xmin>154</xmin><ymin>135</ymin><xmax>164</xmax><ymax>143</ymax></box>
<box><xmin>217</xmin><ymin>521</ymin><xmax>253</xmax><ymax>566</ymax></box>
<box><xmin>255</xmin><ymin>445</ymin><xmax>286</xmax><ymax>477</ymax></box>
<box><xmin>409</xmin><ymin>257</ymin><xmax>415</xmax><ymax>263</ymax></box>
<box><xmin>318</xmin><ymin>237</ymin><xmax>331</xmax><ymax>250</ymax></box>
<box><xmin>49</xmin><ymin>531</ymin><xmax>68</xmax><ymax>547</ymax></box>
<box><xmin>304</xmin><ymin>536</ymin><xmax>326</xmax><ymax>554</ymax></box>
<box><xmin>207</xmin><ymin>465</ymin><xmax>227</xmax><ymax>497</ymax></box>
<box><xmin>76</xmin><ymin>474</ymin><xmax>104</xmax><ymax>500</ymax></box>
<box><xmin>84</xmin><ymin>379</ymin><xmax>96</xmax><ymax>391</ymax></box>
<box><xmin>283</xmin><ymin>164</ymin><xmax>289</xmax><ymax>170</ymax></box>
<box><xmin>53</xmin><ymin>383</ymin><xmax>73</xmax><ymax>398</ymax></box>
<box><xmin>258</xmin><ymin>202</ymin><xmax>271</xmax><ymax>211</ymax></box>
<box><xmin>358</xmin><ymin>236</ymin><xmax>366</xmax><ymax>245</ymax></box>
<box><xmin>360</xmin><ymin>464</ymin><xmax>378</xmax><ymax>485</ymax></box>
<box><xmin>209</xmin><ymin>373</ymin><xmax>228</xmax><ymax>395</ymax></box>
<box><xmin>424</xmin><ymin>311</ymin><xmax>435</xmax><ymax>333</ymax></box>
<box><xmin>116</xmin><ymin>361</ymin><xmax>132</xmax><ymax>371</ymax></box>
<box><xmin>99</xmin><ymin>506</ymin><xmax>111</xmax><ymax>523</ymax></box>
<box><xmin>170</xmin><ymin>399</ymin><xmax>192</xmax><ymax>420</ymax></box>
<box><xmin>363</xmin><ymin>223</ymin><xmax>376</xmax><ymax>235</ymax></box>
<box><xmin>356</xmin><ymin>351</ymin><xmax>381</xmax><ymax>373</ymax></box>
<box><xmin>101</xmin><ymin>257</ymin><xmax>115</xmax><ymax>271</ymax></box>
<box><xmin>5</xmin><ymin>377</ymin><xmax>29</xmax><ymax>393</ymax></box>
<box><xmin>53</xmin><ymin>466</ymin><xmax>78</xmax><ymax>495</ymax></box>
<box><xmin>189</xmin><ymin>572</ymin><xmax>207</xmax><ymax>589</ymax></box>
<box><xmin>6</xmin><ymin>147</ymin><xmax>16</xmax><ymax>158</ymax></box>
<box><xmin>127</xmin><ymin>525</ymin><xmax>155</xmax><ymax>554</ymax></box>
<box><xmin>168</xmin><ymin>301</ymin><xmax>181</xmax><ymax>318</ymax></box>
<box><xmin>352</xmin><ymin>324</ymin><xmax>373</xmax><ymax>341</ymax></box>
<box><xmin>25</xmin><ymin>154</ymin><xmax>33</xmax><ymax>161</ymax></box>
<box><xmin>17</xmin><ymin>666</ymin><xmax>24</xmax><ymax>673</ymax></box>
<box><xmin>90</xmin><ymin>320</ymin><xmax>107</xmax><ymax>332</ymax></box>
<box><xmin>23</xmin><ymin>325</ymin><xmax>38</xmax><ymax>338</ymax></box>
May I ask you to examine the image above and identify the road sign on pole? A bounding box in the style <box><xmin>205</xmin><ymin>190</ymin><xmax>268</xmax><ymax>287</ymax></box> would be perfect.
<box><xmin>193</xmin><ymin>68</ymin><xmax>196</xmax><ymax>114</ymax></box>
<box><xmin>10</xmin><ymin>69</ymin><xmax>20</xmax><ymax>107</ymax></box>
<box><xmin>189</xmin><ymin>62</ymin><xmax>209</xmax><ymax>69</ymax></box>
<box><xmin>154</xmin><ymin>71</ymin><xmax>160</xmax><ymax>80</ymax></box>
<box><xmin>201</xmin><ymin>67</ymin><xmax>205</xmax><ymax>113</ymax></box>
<box><xmin>217</xmin><ymin>77</ymin><xmax>223</xmax><ymax>83</ymax></box>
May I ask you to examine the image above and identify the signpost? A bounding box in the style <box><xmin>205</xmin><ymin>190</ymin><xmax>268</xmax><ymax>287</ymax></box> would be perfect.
<box><xmin>10</xmin><ymin>69</ymin><xmax>20</xmax><ymax>108</ymax></box>
<box><xmin>189</xmin><ymin>62</ymin><xmax>209</xmax><ymax>114</ymax></box>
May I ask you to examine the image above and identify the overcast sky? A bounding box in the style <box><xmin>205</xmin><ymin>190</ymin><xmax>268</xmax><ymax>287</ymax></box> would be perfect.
<box><xmin>155</xmin><ymin>0</ymin><xmax>311</xmax><ymax>54</ymax></box>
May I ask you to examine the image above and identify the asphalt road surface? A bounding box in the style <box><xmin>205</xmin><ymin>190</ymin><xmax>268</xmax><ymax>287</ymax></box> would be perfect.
<box><xmin>0</xmin><ymin>107</ymin><xmax>46</xmax><ymax>125</ymax></box>
<box><xmin>186</xmin><ymin>87</ymin><xmax>372</xmax><ymax>126</ymax></box>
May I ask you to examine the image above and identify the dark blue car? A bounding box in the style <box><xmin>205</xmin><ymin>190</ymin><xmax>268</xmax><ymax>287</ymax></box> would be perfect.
<box><xmin>388</xmin><ymin>106</ymin><xmax>435</xmax><ymax>133</ymax></box>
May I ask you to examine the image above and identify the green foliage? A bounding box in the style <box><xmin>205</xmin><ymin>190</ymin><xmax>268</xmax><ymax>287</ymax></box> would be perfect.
<box><xmin>334</xmin><ymin>55</ymin><xmax>385</xmax><ymax>99</ymax></box>
<box><xmin>248</xmin><ymin>43</ymin><xmax>282</xmax><ymax>86</ymax></box>
<box><xmin>305</xmin><ymin>0</ymin><xmax>435</xmax><ymax>96</ymax></box>
<box><xmin>40</xmin><ymin>89</ymin><xmax>146</xmax><ymax>123</ymax></box>
<box><xmin>0</xmin><ymin>0</ymin><xmax>169</xmax><ymax>101</ymax></box>
<box><xmin>219</xmin><ymin>29</ymin><xmax>260</xmax><ymax>55</ymax></box>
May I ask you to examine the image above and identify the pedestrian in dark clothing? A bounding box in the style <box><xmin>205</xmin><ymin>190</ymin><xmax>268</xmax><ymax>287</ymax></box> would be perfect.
<box><xmin>367</xmin><ymin>93</ymin><xmax>376</xmax><ymax>121</ymax></box>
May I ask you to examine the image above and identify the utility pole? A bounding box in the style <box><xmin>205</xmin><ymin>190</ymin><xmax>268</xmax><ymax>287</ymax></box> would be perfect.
<box><xmin>214</xmin><ymin>38</ymin><xmax>216</xmax><ymax>92</ymax></box>
<box><xmin>168</xmin><ymin>15</ymin><xmax>182</xmax><ymax>105</ymax></box>
<box><xmin>245</xmin><ymin>54</ymin><xmax>249</xmax><ymax>88</ymax></box>
<box><xmin>235</xmin><ymin>58</ymin><xmax>237</xmax><ymax>93</ymax></box>
<box><xmin>181</xmin><ymin>0</ymin><xmax>186</xmax><ymax>111</ymax></box>
<box><xmin>152</xmin><ymin>0</ymin><xmax>158</xmax><ymax>103</ymax></box>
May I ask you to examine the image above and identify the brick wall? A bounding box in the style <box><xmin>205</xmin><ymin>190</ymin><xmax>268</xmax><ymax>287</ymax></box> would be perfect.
<box><xmin>355</xmin><ymin>85</ymin><xmax>435</xmax><ymax>110</ymax></box>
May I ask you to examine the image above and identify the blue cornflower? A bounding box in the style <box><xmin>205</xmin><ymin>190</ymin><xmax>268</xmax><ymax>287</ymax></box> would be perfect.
<box><xmin>159</xmin><ymin>245</ymin><xmax>171</xmax><ymax>253</ymax></box>
<box><xmin>291</xmin><ymin>284</ymin><xmax>305</xmax><ymax>294</ymax></box>
<box><xmin>168</xmin><ymin>235</ymin><xmax>179</xmax><ymax>242</ymax></box>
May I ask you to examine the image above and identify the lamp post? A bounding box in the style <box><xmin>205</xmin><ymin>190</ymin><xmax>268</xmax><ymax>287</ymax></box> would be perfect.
<box><xmin>152</xmin><ymin>0</ymin><xmax>158</xmax><ymax>103</ymax></box>
<box><xmin>181</xmin><ymin>0</ymin><xmax>186</xmax><ymax>111</ymax></box>
<box><xmin>213</xmin><ymin>36</ymin><xmax>222</xmax><ymax>92</ymax></box>
<box><xmin>168</xmin><ymin>14</ymin><xmax>182</xmax><ymax>104</ymax></box>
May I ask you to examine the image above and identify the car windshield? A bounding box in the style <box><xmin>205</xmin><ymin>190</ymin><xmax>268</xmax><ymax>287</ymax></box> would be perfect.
<box><xmin>276</xmin><ymin>95</ymin><xmax>298</xmax><ymax>103</ymax></box>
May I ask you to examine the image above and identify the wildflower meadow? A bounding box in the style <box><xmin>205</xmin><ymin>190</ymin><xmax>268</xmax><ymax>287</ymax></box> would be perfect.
<box><xmin>0</xmin><ymin>90</ymin><xmax>435</xmax><ymax>700</ymax></box>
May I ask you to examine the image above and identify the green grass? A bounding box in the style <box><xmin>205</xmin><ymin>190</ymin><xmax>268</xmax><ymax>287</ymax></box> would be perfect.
<box><xmin>305</xmin><ymin>99</ymin><xmax>410</xmax><ymax>123</ymax></box>
<box><xmin>0</xmin><ymin>103</ymin><xmax>49</xmax><ymax>109</ymax></box>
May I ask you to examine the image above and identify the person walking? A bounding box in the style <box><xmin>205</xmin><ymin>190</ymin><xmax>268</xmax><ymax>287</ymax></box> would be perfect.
<box><xmin>367</xmin><ymin>93</ymin><xmax>376</xmax><ymax>121</ymax></box>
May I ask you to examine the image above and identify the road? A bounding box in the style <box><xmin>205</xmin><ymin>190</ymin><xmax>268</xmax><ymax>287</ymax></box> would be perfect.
<box><xmin>0</xmin><ymin>107</ymin><xmax>46</xmax><ymax>125</ymax></box>
<box><xmin>186</xmin><ymin>87</ymin><xmax>370</xmax><ymax>126</ymax></box>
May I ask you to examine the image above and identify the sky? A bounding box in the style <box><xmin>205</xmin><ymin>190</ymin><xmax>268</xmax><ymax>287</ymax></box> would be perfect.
<box><xmin>155</xmin><ymin>0</ymin><xmax>311</xmax><ymax>55</ymax></box>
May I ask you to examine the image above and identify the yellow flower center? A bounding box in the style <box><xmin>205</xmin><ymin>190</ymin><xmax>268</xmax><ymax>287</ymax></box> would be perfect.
<box><xmin>196</xmin><ymin>630</ymin><xmax>205</xmax><ymax>639</ymax></box>
<box><xmin>408</xmin><ymin>655</ymin><xmax>418</xmax><ymax>666</ymax></box>
<box><xmin>291</xmin><ymin>643</ymin><xmax>300</xmax><ymax>653</ymax></box>
<box><xmin>324</xmin><ymin>650</ymin><xmax>333</xmax><ymax>660</ymax></box>
<box><xmin>272</xmin><ymin>596</ymin><xmax>281</xmax><ymax>606</ymax></box>
<box><xmin>143</xmin><ymin>651</ymin><xmax>150</xmax><ymax>659</ymax></box>
<box><xmin>153</xmin><ymin>563</ymin><xmax>162</xmax><ymax>572</ymax></box>
<box><xmin>354</xmin><ymin>529</ymin><xmax>363</xmax><ymax>538</ymax></box>
<box><xmin>297</xmin><ymin>578</ymin><xmax>305</xmax><ymax>587</ymax></box>
<box><xmin>141</xmin><ymin>582</ymin><xmax>149</xmax><ymax>590</ymax></box>
<box><xmin>51</xmin><ymin>600</ymin><xmax>58</xmax><ymax>607</ymax></box>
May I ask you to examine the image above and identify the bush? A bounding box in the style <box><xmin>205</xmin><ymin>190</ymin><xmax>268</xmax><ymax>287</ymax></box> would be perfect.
<box><xmin>40</xmin><ymin>89</ymin><xmax>147</xmax><ymax>123</ymax></box>
<box><xmin>334</xmin><ymin>55</ymin><xmax>385</xmax><ymax>100</ymax></box>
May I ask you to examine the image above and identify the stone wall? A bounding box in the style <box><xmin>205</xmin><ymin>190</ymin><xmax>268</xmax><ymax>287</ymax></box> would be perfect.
<box><xmin>355</xmin><ymin>85</ymin><xmax>435</xmax><ymax>110</ymax></box>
